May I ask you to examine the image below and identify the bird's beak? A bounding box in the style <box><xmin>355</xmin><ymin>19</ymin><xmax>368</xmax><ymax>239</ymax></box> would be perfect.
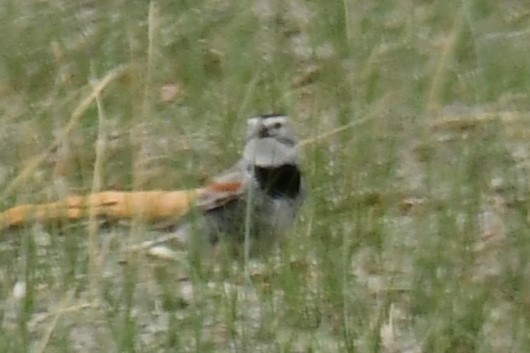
<box><xmin>258</xmin><ymin>126</ymin><xmax>270</xmax><ymax>138</ymax></box>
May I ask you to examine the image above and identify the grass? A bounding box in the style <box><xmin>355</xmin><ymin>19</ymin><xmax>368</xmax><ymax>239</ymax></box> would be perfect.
<box><xmin>1</xmin><ymin>0</ymin><xmax>530</xmax><ymax>352</ymax></box>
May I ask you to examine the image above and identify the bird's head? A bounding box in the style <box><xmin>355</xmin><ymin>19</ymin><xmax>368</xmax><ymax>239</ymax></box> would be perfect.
<box><xmin>243</xmin><ymin>114</ymin><xmax>299</xmax><ymax>167</ymax></box>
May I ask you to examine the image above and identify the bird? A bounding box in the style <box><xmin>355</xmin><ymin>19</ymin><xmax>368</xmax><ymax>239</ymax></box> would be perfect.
<box><xmin>168</xmin><ymin>113</ymin><xmax>305</xmax><ymax>258</ymax></box>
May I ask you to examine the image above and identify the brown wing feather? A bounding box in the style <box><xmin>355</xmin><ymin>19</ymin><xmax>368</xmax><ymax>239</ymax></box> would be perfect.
<box><xmin>195</xmin><ymin>181</ymin><xmax>246</xmax><ymax>211</ymax></box>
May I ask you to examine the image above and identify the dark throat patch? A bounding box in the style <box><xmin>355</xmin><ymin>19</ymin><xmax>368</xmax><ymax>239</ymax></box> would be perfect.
<box><xmin>254</xmin><ymin>164</ymin><xmax>301</xmax><ymax>198</ymax></box>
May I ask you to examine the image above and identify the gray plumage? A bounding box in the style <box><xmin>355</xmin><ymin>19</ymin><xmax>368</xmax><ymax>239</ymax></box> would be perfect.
<box><xmin>188</xmin><ymin>114</ymin><xmax>304</xmax><ymax>256</ymax></box>
<box><xmin>145</xmin><ymin>114</ymin><xmax>304</xmax><ymax>258</ymax></box>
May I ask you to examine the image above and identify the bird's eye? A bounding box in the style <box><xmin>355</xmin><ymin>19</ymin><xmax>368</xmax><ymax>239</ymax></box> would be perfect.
<box><xmin>273</xmin><ymin>122</ymin><xmax>282</xmax><ymax>129</ymax></box>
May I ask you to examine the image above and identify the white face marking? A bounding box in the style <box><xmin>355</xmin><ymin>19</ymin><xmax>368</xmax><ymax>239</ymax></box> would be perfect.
<box><xmin>247</xmin><ymin>115</ymin><xmax>290</xmax><ymax>140</ymax></box>
<box><xmin>261</xmin><ymin>116</ymin><xmax>288</xmax><ymax>129</ymax></box>
<box><xmin>247</xmin><ymin>116</ymin><xmax>287</xmax><ymax>130</ymax></box>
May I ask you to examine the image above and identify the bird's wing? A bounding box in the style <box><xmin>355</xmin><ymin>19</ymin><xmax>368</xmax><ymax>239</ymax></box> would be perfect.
<box><xmin>195</xmin><ymin>162</ymin><xmax>251</xmax><ymax>211</ymax></box>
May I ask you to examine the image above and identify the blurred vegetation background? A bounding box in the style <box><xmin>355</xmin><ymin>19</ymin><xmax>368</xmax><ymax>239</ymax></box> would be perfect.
<box><xmin>1</xmin><ymin>0</ymin><xmax>530</xmax><ymax>352</ymax></box>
